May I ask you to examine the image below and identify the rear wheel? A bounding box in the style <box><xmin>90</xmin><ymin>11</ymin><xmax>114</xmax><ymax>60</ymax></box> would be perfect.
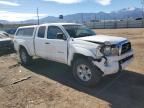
<box><xmin>72</xmin><ymin>58</ymin><xmax>102</xmax><ymax>87</ymax></box>
<box><xmin>19</xmin><ymin>48</ymin><xmax>32</xmax><ymax>65</ymax></box>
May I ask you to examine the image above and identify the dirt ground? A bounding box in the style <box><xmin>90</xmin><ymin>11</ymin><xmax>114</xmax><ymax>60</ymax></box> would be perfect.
<box><xmin>0</xmin><ymin>28</ymin><xmax>144</xmax><ymax>108</ymax></box>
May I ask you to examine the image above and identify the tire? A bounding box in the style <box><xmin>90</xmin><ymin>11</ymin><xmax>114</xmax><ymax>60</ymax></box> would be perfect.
<box><xmin>72</xmin><ymin>58</ymin><xmax>102</xmax><ymax>87</ymax></box>
<box><xmin>19</xmin><ymin>48</ymin><xmax>32</xmax><ymax>66</ymax></box>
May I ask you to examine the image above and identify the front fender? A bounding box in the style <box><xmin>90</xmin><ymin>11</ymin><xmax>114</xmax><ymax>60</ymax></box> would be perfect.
<box><xmin>68</xmin><ymin>46</ymin><xmax>96</xmax><ymax>66</ymax></box>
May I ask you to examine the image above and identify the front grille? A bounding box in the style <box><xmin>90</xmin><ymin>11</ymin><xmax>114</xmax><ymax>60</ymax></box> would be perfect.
<box><xmin>121</xmin><ymin>42</ymin><xmax>131</xmax><ymax>54</ymax></box>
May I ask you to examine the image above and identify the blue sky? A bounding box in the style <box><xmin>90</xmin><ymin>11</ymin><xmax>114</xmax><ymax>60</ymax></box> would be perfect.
<box><xmin>0</xmin><ymin>0</ymin><xmax>141</xmax><ymax>21</ymax></box>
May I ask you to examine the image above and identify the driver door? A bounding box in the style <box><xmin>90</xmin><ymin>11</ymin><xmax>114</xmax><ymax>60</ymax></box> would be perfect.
<box><xmin>45</xmin><ymin>26</ymin><xmax>68</xmax><ymax>64</ymax></box>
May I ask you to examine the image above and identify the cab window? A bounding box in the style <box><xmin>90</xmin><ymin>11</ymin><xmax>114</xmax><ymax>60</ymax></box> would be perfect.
<box><xmin>37</xmin><ymin>26</ymin><xmax>46</xmax><ymax>38</ymax></box>
<box><xmin>47</xmin><ymin>26</ymin><xmax>63</xmax><ymax>39</ymax></box>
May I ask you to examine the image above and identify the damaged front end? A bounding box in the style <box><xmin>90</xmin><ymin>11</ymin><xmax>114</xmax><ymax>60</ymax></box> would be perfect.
<box><xmin>92</xmin><ymin>40</ymin><xmax>134</xmax><ymax>76</ymax></box>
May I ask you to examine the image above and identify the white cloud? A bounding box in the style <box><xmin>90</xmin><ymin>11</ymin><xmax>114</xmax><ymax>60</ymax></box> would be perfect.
<box><xmin>43</xmin><ymin>0</ymin><xmax>82</xmax><ymax>4</ymax></box>
<box><xmin>43</xmin><ymin>0</ymin><xmax>112</xmax><ymax>5</ymax></box>
<box><xmin>0</xmin><ymin>1</ymin><xmax>20</xmax><ymax>6</ymax></box>
<box><xmin>95</xmin><ymin>0</ymin><xmax>112</xmax><ymax>6</ymax></box>
<box><xmin>0</xmin><ymin>11</ymin><xmax>48</xmax><ymax>21</ymax></box>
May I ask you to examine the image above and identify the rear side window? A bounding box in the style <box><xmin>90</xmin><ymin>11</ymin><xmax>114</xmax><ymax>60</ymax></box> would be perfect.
<box><xmin>16</xmin><ymin>27</ymin><xmax>34</xmax><ymax>37</ymax></box>
<box><xmin>37</xmin><ymin>26</ymin><xmax>46</xmax><ymax>38</ymax></box>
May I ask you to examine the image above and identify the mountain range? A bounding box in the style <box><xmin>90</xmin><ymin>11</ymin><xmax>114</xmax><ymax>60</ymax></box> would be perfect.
<box><xmin>0</xmin><ymin>8</ymin><xmax>143</xmax><ymax>24</ymax></box>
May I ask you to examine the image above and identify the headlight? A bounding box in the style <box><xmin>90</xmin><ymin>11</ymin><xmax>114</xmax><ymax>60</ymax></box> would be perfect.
<box><xmin>103</xmin><ymin>46</ymin><xmax>111</xmax><ymax>56</ymax></box>
<box><xmin>101</xmin><ymin>41</ymin><xmax>119</xmax><ymax>56</ymax></box>
<box><xmin>95</xmin><ymin>46</ymin><xmax>103</xmax><ymax>59</ymax></box>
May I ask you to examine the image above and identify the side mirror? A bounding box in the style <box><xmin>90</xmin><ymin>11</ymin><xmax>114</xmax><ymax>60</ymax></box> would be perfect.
<box><xmin>56</xmin><ymin>33</ymin><xmax>66</xmax><ymax>40</ymax></box>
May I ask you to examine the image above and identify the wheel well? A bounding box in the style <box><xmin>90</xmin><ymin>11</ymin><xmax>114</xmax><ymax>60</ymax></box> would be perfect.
<box><xmin>19</xmin><ymin>45</ymin><xmax>32</xmax><ymax>58</ymax></box>
<box><xmin>19</xmin><ymin>45</ymin><xmax>26</xmax><ymax>51</ymax></box>
<box><xmin>71</xmin><ymin>53</ymin><xmax>89</xmax><ymax>66</ymax></box>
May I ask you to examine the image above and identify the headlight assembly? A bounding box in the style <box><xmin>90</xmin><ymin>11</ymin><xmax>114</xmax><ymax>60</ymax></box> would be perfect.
<box><xmin>100</xmin><ymin>41</ymin><xmax>119</xmax><ymax>56</ymax></box>
<box><xmin>103</xmin><ymin>46</ymin><xmax>111</xmax><ymax>56</ymax></box>
<box><xmin>95</xmin><ymin>46</ymin><xmax>103</xmax><ymax>59</ymax></box>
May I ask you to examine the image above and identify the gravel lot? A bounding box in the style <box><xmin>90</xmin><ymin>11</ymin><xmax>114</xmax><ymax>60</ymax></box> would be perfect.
<box><xmin>0</xmin><ymin>28</ymin><xmax>144</xmax><ymax>108</ymax></box>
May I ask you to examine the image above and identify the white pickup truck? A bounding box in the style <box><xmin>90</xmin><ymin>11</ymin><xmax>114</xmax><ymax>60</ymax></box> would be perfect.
<box><xmin>14</xmin><ymin>23</ymin><xmax>134</xmax><ymax>87</ymax></box>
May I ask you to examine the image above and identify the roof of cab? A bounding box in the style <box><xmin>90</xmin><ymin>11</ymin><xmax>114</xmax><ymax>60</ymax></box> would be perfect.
<box><xmin>18</xmin><ymin>25</ymin><xmax>37</xmax><ymax>29</ymax></box>
<box><xmin>18</xmin><ymin>23</ymin><xmax>81</xmax><ymax>29</ymax></box>
<box><xmin>41</xmin><ymin>23</ymin><xmax>81</xmax><ymax>26</ymax></box>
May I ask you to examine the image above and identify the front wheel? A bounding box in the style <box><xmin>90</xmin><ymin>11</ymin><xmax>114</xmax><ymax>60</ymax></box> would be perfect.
<box><xmin>72</xmin><ymin>58</ymin><xmax>102</xmax><ymax>87</ymax></box>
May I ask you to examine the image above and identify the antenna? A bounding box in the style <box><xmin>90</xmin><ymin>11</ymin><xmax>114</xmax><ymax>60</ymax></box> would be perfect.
<box><xmin>37</xmin><ymin>8</ymin><xmax>39</xmax><ymax>25</ymax></box>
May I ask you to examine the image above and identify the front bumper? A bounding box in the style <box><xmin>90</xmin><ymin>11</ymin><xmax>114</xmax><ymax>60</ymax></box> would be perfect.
<box><xmin>92</xmin><ymin>51</ymin><xmax>134</xmax><ymax>76</ymax></box>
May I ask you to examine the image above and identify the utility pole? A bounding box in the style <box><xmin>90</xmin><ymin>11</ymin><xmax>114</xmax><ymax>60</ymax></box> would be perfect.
<box><xmin>114</xmin><ymin>17</ymin><xmax>117</xmax><ymax>29</ymax></box>
<box><xmin>95</xmin><ymin>14</ymin><xmax>97</xmax><ymax>21</ymax></box>
<box><xmin>37</xmin><ymin>8</ymin><xmax>39</xmax><ymax>25</ymax></box>
<box><xmin>93</xmin><ymin>14</ymin><xmax>97</xmax><ymax>28</ymax></box>
<box><xmin>104</xmin><ymin>15</ymin><xmax>105</xmax><ymax>29</ymax></box>
<box><xmin>127</xmin><ymin>16</ymin><xmax>129</xmax><ymax>28</ymax></box>
<box><xmin>141</xmin><ymin>0</ymin><xmax>144</xmax><ymax>27</ymax></box>
<box><xmin>81</xmin><ymin>13</ymin><xmax>84</xmax><ymax>24</ymax></box>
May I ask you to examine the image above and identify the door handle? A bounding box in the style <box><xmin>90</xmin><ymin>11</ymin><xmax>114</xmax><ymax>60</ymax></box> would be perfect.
<box><xmin>45</xmin><ymin>42</ymin><xmax>50</xmax><ymax>44</ymax></box>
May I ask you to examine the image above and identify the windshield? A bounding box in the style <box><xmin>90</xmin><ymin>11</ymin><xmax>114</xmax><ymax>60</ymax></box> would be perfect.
<box><xmin>63</xmin><ymin>25</ymin><xmax>96</xmax><ymax>38</ymax></box>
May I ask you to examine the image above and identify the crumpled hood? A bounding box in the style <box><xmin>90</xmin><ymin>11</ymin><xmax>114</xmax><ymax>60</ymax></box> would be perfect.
<box><xmin>76</xmin><ymin>35</ymin><xmax>127</xmax><ymax>45</ymax></box>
